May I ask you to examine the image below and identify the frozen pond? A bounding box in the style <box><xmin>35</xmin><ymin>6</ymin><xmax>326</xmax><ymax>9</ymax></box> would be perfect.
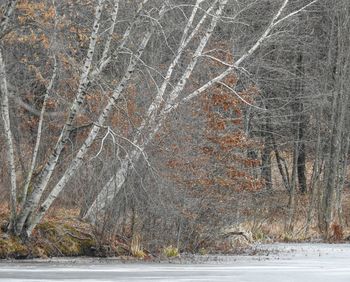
<box><xmin>0</xmin><ymin>243</ymin><xmax>350</xmax><ymax>281</ymax></box>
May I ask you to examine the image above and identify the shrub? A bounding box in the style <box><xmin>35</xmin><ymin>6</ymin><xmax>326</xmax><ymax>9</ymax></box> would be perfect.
<box><xmin>162</xmin><ymin>245</ymin><xmax>179</xmax><ymax>257</ymax></box>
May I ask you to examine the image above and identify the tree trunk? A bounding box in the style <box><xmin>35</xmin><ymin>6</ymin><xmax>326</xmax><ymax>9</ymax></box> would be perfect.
<box><xmin>261</xmin><ymin>116</ymin><xmax>273</xmax><ymax>190</ymax></box>
<box><xmin>0</xmin><ymin>48</ymin><xmax>17</xmax><ymax>232</ymax></box>
<box><xmin>272</xmin><ymin>135</ymin><xmax>290</xmax><ymax>192</ymax></box>
<box><xmin>16</xmin><ymin>0</ymin><xmax>107</xmax><ymax>235</ymax></box>
<box><xmin>297</xmin><ymin>108</ymin><xmax>307</xmax><ymax>194</ymax></box>
<box><xmin>319</xmin><ymin>4</ymin><xmax>350</xmax><ymax>238</ymax></box>
<box><xmin>84</xmin><ymin>0</ymin><xmax>228</xmax><ymax>223</ymax></box>
<box><xmin>286</xmin><ymin>140</ymin><xmax>298</xmax><ymax>234</ymax></box>
<box><xmin>84</xmin><ymin>0</ymin><xmax>320</xmax><ymax>226</ymax></box>
<box><xmin>295</xmin><ymin>51</ymin><xmax>307</xmax><ymax>194</ymax></box>
<box><xmin>304</xmin><ymin>112</ymin><xmax>322</xmax><ymax>236</ymax></box>
<box><xmin>18</xmin><ymin>2</ymin><xmax>168</xmax><ymax>237</ymax></box>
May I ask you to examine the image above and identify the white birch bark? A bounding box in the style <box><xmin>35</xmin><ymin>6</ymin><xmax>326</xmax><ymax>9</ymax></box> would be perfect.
<box><xmin>0</xmin><ymin>48</ymin><xmax>17</xmax><ymax>228</ymax></box>
<box><xmin>16</xmin><ymin>0</ymin><xmax>106</xmax><ymax>233</ymax></box>
<box><xmin>17</xmin><ymin>6</ymin><xmax>60</xmax><ymax>218</ymax></box>
<box><xmin>20</xmin><ymin>1</ymin><xmax>150</xmax><ymax>227</ymax></box>
<box><xmin>135</xmin><ymin>0</ymin><xmax>217</xmax><ymax>142</ymax></box>
<box><xmin>84</xmin><ymin>0</ymin><xmax>227</xmax><ymax>222</ymax></box>
<box><xmin>183</xmin><ymin>0</ymin><xmax>319</xmax><ymax>104</ymax></box>
<box><xmin>100</xmin><ymin>0</ymin><xmax>119</xmax><ymax>65</ymax></box>
<box><xmin>20</xmin><ymin>2</ymin><xmax>167</xmax><ymax>237</ymax></box>
<box><xmin>83</xmin><ymin>152</ymin><xmax>136</xmax><ymax>223</ymax></box>
<box><xmin>91</xmin><ymin>0</ymin><xmax>149</xmax><ymax>79</ymax></box>
<box><xmin>84</xmin><ymin>0</ymin><xmax>320</xmax><ymax>224</ymax></box>
<box><xmin>161</xmin><ymin>0</ymin><xmax>228</xmax><ymax>115</ymax></box>
<box><xmin>25</xmin><ymin>32</ymin><xmax>153</xmax><ymax>236</ymax></box>
<box><xmin>19</xmin><ymin>57</ymin><xmax>57</xmax><ymax>211</ymax></box>
<box><xmin>23</xmin><ymin>2</ymin><xmax>170</xmax><ymax>236</ymax></box>
<box><xmin>0</xmin><ymin>0</ymin><xmax>19</xmax><ymax>231</ymax></box>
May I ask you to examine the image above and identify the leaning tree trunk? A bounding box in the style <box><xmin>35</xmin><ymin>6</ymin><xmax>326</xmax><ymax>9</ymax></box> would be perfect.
<box><xmin>19</xmin><ymin>2</ymin><xmax>167</xmax><ymax>237</ymax></box>
<box><xmin>23</xmin><ymin>30</ymin><xmax>153</xmax><ymax>237</ymax></box>
<box><xmin>84</xmin><ymin>0</ymin><xmax>319</xmax><ymax>224</ymax></box>
<box><xmin>15</xmin><ymin>0</ymin><xmax>107</xmax><ymax>235</ymax></box>
<box><xmin>84</xmin><ymin>0</ymin><xmax>229</xmax><ymax>222</ymax></box>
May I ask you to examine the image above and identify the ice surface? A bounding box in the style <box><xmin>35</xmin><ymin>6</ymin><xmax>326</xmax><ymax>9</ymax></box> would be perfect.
<box><xmin>0</xmin><ymin>243</ymin><xmax>350</xmax><ymax>281</ymax></box>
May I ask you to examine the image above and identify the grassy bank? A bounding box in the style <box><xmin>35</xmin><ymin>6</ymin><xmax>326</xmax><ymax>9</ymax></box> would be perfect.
<box><xmin>0</xmin><ymin>208</ymin><xmax>131</xmax><ymax>259</ymax></box>
<box><xmin>0</xmin><ymin>189</ymin><xmax>349</xmax><ymax>259</ymax></box>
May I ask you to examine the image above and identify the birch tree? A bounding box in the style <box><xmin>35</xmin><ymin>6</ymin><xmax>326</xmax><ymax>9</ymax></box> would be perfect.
<box><xmin>0</xmin><ymin>0</ymin><xmax>18</xmax><ymax>232</ymax></box>
<box><xmin>0</xmin><ymin>49</ymin><xmax>17</xmax><ymax>231</ymax></box>
<box><xmin>0</xmin><ymin>0</ymin><xmax>325</xmax><ymax>241</ymax></box>
<box><xmin>15</xmin><ymin>0</ymin><xmax>166</xmax><ymax>237</ymax></box>
<box><xmin>84</xmin><ymin>0</ymin><xmax>320</xmax><ymax>223</ymax></box>
<box><xmin>0</xmin><ymin>0</ymin><xmax>156</xmax><ymax>237</ymax></box>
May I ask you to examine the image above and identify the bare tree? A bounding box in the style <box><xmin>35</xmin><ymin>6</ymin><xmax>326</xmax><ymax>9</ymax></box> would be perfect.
<box><xmin>2</xmin><ymin>0</ymin><xmax>338</xmax><ymax>246</ymax></box>
<box><xmin>83</xmin><ymin>0</ymin><xmax>321</xmax><ymax>224</ymax></box>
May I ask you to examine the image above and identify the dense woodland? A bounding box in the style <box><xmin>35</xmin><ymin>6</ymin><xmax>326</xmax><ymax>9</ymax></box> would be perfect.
<box><xmin>0</xmin><ymin>0</ymin><xmax>349</xmax><ymax>255</ymax></box>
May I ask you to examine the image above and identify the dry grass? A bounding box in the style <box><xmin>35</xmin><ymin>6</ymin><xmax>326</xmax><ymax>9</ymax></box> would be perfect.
<box><xmin>162</xmin><ymin>245</ymin><xmax>180</xmax><ymax>258</ymax></box>
<box><xmin>0</xmin><ymin>208</ymin><xmax>104</xmax><ymax>258</ymax></box>
<box><xmin>0</xmin><ymin>167</ymin><xmax>349</xmax><ymax>258</ymax></box>
<box><xmin>238</xmin><ymin>189</ymin><xmax>350</xmax><ymax>243</ymax></box>
<box><xmin>130</xmin><ymin>234</ymin><xmax>146</xmax><ymax>258</ymax></box>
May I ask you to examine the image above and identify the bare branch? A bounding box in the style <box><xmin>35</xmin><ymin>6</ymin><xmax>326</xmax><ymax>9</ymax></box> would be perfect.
<box><xmin>184</xmin><ymin>0</ymin><xmax>319</xmax><ymax>103</ymax></box>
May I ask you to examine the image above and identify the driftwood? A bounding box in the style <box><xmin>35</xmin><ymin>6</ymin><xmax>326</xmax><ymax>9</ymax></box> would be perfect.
<box><xmin>222</xmin><ymin>231</ymin><xmax>250</xmax><ymax>242</ymax></box>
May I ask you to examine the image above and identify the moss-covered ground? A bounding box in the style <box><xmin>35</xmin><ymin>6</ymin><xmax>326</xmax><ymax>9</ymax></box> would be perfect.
<box><xmin>0</xmin><ymin>207</ymin><xmax>129</xmax><ymax>259</ymax></box>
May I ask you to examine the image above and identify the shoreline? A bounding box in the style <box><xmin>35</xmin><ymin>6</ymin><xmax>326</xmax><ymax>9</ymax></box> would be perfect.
<box><xmin>1</xmin><ymin>242</ymin><xmax>349</xmax><ymax>264</ymax></box>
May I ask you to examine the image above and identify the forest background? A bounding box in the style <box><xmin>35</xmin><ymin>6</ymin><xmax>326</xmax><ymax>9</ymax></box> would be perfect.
<box><xmin>0</xmin><ymin>0</ymin><xmax>349</xmax><ymax>257</ymax></box>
